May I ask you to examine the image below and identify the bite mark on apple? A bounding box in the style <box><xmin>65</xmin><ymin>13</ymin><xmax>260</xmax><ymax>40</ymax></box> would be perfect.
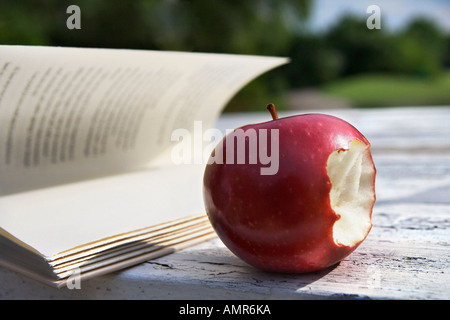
<box><xmin>327</xmin><ymin>139</ymin><xmax>376</xmax><ymax>247</ymax></box>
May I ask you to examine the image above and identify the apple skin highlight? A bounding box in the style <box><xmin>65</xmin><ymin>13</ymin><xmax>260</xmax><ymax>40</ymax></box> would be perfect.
<box><xmin>203</xmin><ymin>110</ymin><xmax>376</xmax><ymax>273</ymax></box>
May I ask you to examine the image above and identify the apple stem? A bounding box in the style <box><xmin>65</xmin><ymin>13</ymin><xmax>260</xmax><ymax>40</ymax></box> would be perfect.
<box><xmin>267</xmin><ymin>103</ymin><xmax>279</xmax><ymax>120</ymax></box>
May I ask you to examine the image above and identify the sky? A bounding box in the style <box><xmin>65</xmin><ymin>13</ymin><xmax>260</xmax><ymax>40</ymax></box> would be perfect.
<box><xmin>309</xmin><ymin>0</ymin><xmax>450</xmax><ymax>33</ymax></box>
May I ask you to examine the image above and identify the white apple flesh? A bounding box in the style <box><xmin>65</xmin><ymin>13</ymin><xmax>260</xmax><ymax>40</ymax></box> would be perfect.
<box><xmin>328</xmin><ymin>138</ymin><xmax>375</xmax><ymax>247</ymax></box>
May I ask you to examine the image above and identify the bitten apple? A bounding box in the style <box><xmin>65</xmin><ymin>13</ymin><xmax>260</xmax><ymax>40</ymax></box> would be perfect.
<box><xmin>203</xmin><ymin>104</ymin><xmax>376</xmax><ymax>273</ymax></box>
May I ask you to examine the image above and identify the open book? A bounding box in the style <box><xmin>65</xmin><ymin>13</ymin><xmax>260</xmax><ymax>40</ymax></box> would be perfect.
<box><xmin>0</xmin><ymin>45</ymin><xmax>287</xmax><ymax>288</ymax></box>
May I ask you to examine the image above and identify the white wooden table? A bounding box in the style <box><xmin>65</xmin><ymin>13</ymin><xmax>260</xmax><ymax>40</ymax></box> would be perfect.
<box><xmin>1</xmin><ymin>106</ymin><xmax>449</xmax><ymax>300</ymax></box>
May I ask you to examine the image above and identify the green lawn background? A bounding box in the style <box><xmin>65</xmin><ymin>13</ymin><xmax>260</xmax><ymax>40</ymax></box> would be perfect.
<box><xmin>321</xmin><ymin>72</ymin><xmax>450</xmax><ymax>108</ymax></box>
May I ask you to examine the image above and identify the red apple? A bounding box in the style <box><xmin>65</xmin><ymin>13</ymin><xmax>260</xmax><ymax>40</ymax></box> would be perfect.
<box><xmin>203</xmin><ymin>104</ymin><xmax>376</xmax><ymax>273</ymax></box>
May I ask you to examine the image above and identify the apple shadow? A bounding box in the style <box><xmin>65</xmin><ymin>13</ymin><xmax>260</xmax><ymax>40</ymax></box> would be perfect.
<box><xmin>163</xmin><ymin>240</ymin><xmax>341</xmax><ymax>299</ymax></box>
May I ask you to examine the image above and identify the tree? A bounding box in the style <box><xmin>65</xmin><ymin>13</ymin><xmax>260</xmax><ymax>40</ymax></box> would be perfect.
<box><xmin>398</xmin><ymin>18</ymin><xmax>447</xmax><ymax>78</ymax></box>
<box><xmin>325</xmin><ymin>15</ymin><xmax>394</xmax><ymax>76</ymax></box>
<box><xmin>286</xmin><ymin>35</ymin><xmax>341</xmax><ymax>87</ymax></box>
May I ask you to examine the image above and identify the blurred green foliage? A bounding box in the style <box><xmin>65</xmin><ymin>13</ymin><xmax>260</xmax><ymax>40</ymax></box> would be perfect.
<box><xmin>289</xmin><ymin>15</ymin><xmax>450</xmax><ymax>84</ymax></box>
<box><xmin>1</xmin><ymin>0</ymin><xmax>449</xmax><ymax>110</ymax></box>
<box><xmin>0</xmin><ymin>0</ymin><xmax>312</xmax><ymax>53</ymax></box>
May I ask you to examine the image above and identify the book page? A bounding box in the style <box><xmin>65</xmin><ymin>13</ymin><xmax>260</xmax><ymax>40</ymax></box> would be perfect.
<box><xmin>0</xmin><ymin>163</ymin><xmax>208</xmax><ymax>257</ymax></box>
<box><xmin>0</xmin><ymin>46</ymin><xmax>288</xmax><ymax>257</ymax></box>
<box><xmin>0</xmin><ymin>46</ymin><xmax>288</xmax><ymax>195</ymax></box>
